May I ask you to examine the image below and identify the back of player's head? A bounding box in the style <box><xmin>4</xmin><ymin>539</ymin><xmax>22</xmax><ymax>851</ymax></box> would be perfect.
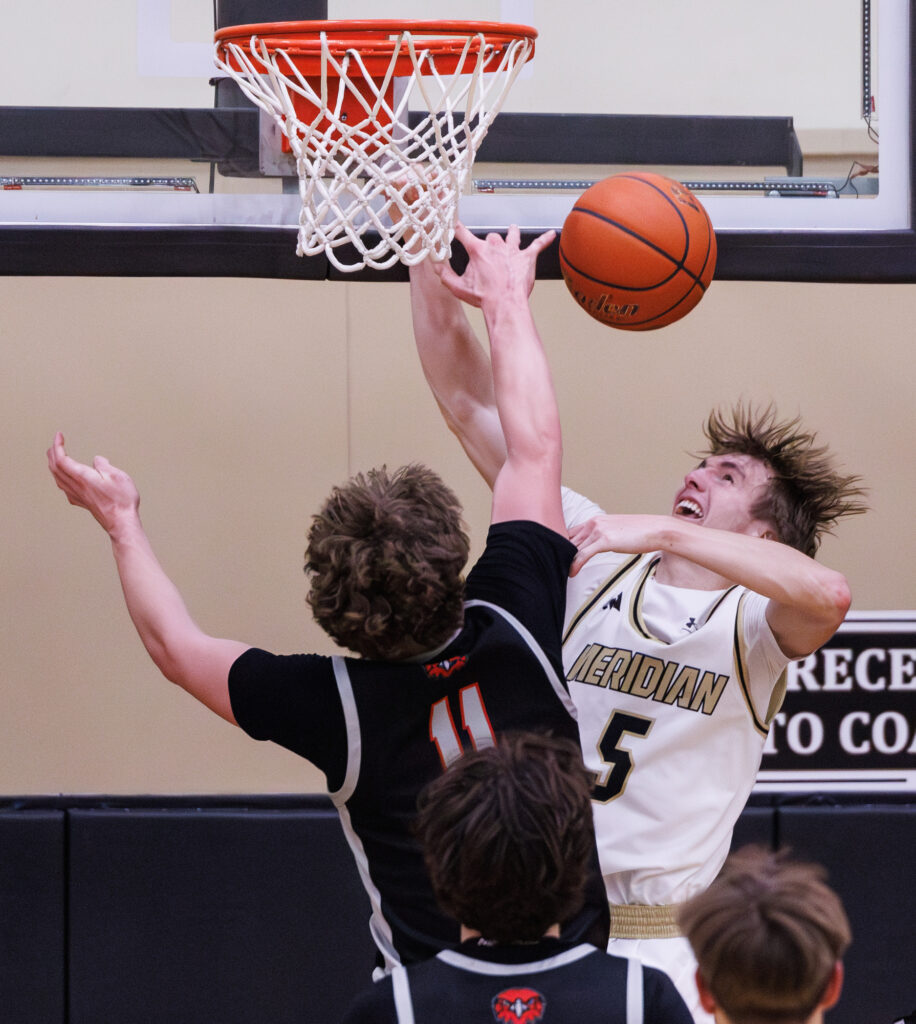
<box><xmin>679</xmin><ymin>846</ymin><xmax>851</xmax><ymax>1024</ymax></box>
<box><xmin>415</xmin><ymin>732</ymin><xmax>595</xmax><ymax>943</ymax></box>
<box><xmin>699</xmin><ymin>403</ymin><xmax>867</xmax><ymax>556</ymax></box>
<box><xmin>305</xmin><ymin>464</ymin><xmax>469</xmax><ymax>660</ymax></box>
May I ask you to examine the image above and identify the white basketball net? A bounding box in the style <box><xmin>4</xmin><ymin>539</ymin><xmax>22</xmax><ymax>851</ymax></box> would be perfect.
<box><xmin>214</xmin><ymin>26</ymin><xmax>534</xmax><ymax>272</ymax></box>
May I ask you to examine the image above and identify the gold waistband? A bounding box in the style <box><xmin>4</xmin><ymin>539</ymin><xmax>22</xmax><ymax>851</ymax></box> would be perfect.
<box><xmin>608</xmin><ymin>902</ymin><xmax>684</xmax><ymax>940</ymax></box>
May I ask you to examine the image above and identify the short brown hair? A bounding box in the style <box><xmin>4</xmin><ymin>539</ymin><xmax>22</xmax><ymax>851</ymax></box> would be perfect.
<box><xmin>415</xmin><ymin>733</ymin><xmax>595</xmax><ymax>943</ymax></box>
<box><xmin>679</xmin><ymin>846</ymin><xmax>851</xmax><ymax>1024</ymax></box>
<box><xmin>305</xmin><ymin>464</ymin><xmax>469</xmax><ymax>660</ymax></box>
<box><xmin>699</xmin><ymin>403</ymin><xmax>867</xmax><ymax>556</ymax></box>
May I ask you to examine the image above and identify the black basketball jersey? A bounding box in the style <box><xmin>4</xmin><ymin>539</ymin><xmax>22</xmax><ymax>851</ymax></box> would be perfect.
<box><xmin>340</xmin><ymin>939</ymin><xmax>695</xmax><ymax>1024</ymax></box>
<box><xmin>229</xmin><ymin>521</ymin><xmax>609</xmax><ymax>969</ymax></box>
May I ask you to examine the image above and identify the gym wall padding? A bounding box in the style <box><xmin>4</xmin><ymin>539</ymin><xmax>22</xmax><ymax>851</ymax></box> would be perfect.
<box><xmin>777</xmin><ymin>802</ymin><xmax>916</xmax><ymax>1024</ymax></box>
<box><xmin>0</xmin><ymin>795</ymin><xmax>913</xmax><ymax>1023</ymax></box>
<box><xmin>68</xmin><ymin>802</ymin><xmax>377</xmax><ymax>1024</ymax></box>
<box><xmin>0</xmin><ymin>810</ymin><xmax>66</xmax><ymax>1024</ymax></box>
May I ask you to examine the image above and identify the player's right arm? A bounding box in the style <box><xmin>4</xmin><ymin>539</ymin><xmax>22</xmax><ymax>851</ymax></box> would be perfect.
<box><xmin>432</xmin><ymin>225</ymin><xmax>562</xmax><ymax>533</ymax></box>
<box><xmin>47</xmin><ymin>432</ymin><xmax>249</xmax><ymax>724</ymax></box>
<box><xmin>410</xmin><ymin>250</ymin><xmax>508</xmax><ymax>490</ymax></box>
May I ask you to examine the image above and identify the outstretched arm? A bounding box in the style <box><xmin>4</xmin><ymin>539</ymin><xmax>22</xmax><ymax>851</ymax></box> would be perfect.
<box><xmin>431</xmin><ymin>224</ymin><xmax>562</xmax><ymax>532</ymax></box>
<box><xmin>47</xmin><ymin>433</ymin><xmax>249</xmax><ymax>723</ymax></box>
<box><xmin>410</xmin><ymin>243</ymin><xmax>508</xmax><ymax>490</ymax></box>
<box><xmin>569</xmin><ymin>513</ymin><xmax>850</xmax><ymax>658</ymax></box>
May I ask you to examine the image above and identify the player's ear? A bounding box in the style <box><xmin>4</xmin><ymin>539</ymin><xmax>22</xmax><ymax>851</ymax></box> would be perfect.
<box><xmin>819</xmin><ymin>961</ymin><xmax>844</xmax><ymax>1010</ymax></box>
<box><xmin>694</xmin><ymin>969</ymin><xmax>717</xmax><ymax>1013</ymax></box>
<box><xmin>751</xmin><ymin>518</ymin><xmax>777</xmax><ymax>541</ymax></box>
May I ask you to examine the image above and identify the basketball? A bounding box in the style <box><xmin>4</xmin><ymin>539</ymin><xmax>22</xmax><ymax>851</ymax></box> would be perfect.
<box><xmin>559</xmin><ymin>172</ymin><xmax>717</xmax><ymax>331</ymax></box>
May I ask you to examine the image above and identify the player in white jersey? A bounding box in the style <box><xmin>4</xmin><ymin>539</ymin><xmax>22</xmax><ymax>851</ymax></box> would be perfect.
<box><xmin>559</xmin><ymin>488</ymin><xmax>792</xmax><ymax>1008</ymax></box>
<box><xmin>410</xmin><ymin>257</ymin><xmax>867</xmax><ymax>1021</ymax></box>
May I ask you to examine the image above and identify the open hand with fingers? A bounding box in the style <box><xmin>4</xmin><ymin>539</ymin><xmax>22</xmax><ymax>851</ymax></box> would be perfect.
<box><xmin>47</xmin><ymin>431</ymin><xmax>141</xmax><ymax>536</ymax></box>
<box><xmin>568</xmin><ymin>514</ymin><xmax>672</xmax><ymax>576</ymax></box>
<box><xmin>435</xmin><ymin>223</ymin><xmax>556</xmax><ymax>309</ymax></box>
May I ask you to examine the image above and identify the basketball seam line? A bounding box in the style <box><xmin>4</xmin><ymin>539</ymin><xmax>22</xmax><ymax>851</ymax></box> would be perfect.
<box><xmin>559</xmin><ymin>236</ymin><xmax>707</xmax><ymax>293</ymax></box>
<box><xmin>560</xmin><ymin>214</ymin><xmax>712</xmax><ymax>292</ymax></box>
<box><xmin>610</xmin><ymin>174</ymin><xmax>716</xmax><ymax>290</ymax></box>
<box><xmin>559</xmin><ymin>232</ymin><xmax>714</xmax><ymax>325</ymax></box>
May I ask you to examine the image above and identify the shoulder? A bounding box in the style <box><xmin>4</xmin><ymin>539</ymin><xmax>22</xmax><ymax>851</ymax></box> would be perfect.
<box><xmin>485</xmin><ymin>518</ymin><xmax>575</xmax><ymax>555</ymax></box>
<box><xmin>739</xmin><ymin>589</ymin><xmax>792</xmax><ymax>666</ymax></box>
<box><xmin>469</xmin><ymin>520</ymin><xmax>575</xmax><ymax>588</ymax></box>
<box><xmin>562</xmin><ymin>486</ymin><xmax>606</xmax><ymax>528</ymax></box>
<box><xmin>228</xmin><ymin>648</ymin><xmax>335</xmax><ymax>698</ymax></box>
<box><xmin>227</xmin><ymin>647</ymin><xmax>339</xmax><ymax>739</ymax></box>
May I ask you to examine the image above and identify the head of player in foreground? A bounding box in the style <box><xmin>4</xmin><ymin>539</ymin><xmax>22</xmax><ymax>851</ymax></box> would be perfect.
<box><xmin>679</xmin><ymin>845</ymin><xmax>852</xmax><ymax>1024</ymax></box>
<box><xmin>415</xmin><ymin>731</ymin><xmax>595</xmax><ymax>942</ymax></box>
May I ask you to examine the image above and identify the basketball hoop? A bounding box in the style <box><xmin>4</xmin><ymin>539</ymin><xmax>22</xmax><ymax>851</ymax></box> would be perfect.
<box><xmin>214</xmin><ymin>20</ymin><xmax>537</xmax><ymax>272</ymax></box>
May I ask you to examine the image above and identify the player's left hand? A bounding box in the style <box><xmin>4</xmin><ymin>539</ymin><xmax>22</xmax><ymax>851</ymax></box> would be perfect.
<box><xmin>435</xmin><ymin>223</ymin><xmax>555</xmax><ymax>308</ymax></box>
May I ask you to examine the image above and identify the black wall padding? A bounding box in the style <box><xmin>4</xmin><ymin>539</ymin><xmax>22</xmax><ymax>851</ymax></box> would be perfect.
<box><xmin>778</xmin><ymin>803</ymin><xmax>916</xmax><ymax>1024</ymax></box>
<box><xmin>67</xmin><ymin>806</ymin><xmax>376</xmax><ymax>1024</ymax></box>
<box><xmin>729</xmin><ymin>802</ymin><xmax>776</xmax><ymax>851</ymax></box>
<box><xmin>1</xmin><ymin>796</ymin><xmax>913</xmax><ymax>1022</ymax></box>
<box><xmin>0</xmin><ymin>810</ymin><xmax>66</xmax><ymax>1024</ymax></box>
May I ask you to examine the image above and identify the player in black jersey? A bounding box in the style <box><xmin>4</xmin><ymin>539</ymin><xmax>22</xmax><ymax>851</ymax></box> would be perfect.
<box><xmin>46</xmin><ymin>224</ymin><xmax>609</xmax><ymax>973</ymax></box>
<box><xmin>342</xmin><ymin>731</ymin><xmax>692</xmax><ymax>1024</ymax></box>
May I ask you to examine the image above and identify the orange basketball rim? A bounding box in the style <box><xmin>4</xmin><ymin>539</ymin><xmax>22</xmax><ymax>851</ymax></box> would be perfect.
<box><xmin>212</xmin><ymin>19</ymin><xmax>538</xmax><ymax>272</ymax></box>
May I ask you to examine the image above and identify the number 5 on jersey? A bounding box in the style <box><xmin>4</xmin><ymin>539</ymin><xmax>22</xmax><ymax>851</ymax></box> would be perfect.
<box><xmin>429</xmin><ymin>684</ymin><xmax>496</xmax><ymax>769</ymax></box>
<box><xmin>592</xmin><ymin>710</ymin><xmax>654</xmax><ymax>802</ymax></box>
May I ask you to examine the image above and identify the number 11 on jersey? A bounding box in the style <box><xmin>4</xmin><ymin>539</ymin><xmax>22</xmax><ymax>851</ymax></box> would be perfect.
<box><xmin>429</xmin><ymin>684</ymin><xmax>497</xmax><ymax>769</ymax></box>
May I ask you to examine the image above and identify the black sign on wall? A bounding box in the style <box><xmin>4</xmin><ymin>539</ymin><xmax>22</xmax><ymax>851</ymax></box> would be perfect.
<box><xmin>756</xmin><ymin>613</ymin><xmax>916</xmax><ymax>791</ymax></box>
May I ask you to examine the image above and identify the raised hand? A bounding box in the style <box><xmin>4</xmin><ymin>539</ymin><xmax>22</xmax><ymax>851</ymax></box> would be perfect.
<box><xmin>435</xmin><ymin>223</ymin><xmax>556</xmax><ymax>308</ymax></box>
<box><xmin>47</xmin><ymin>431</ymin><xmax>140</xmax><ymax>535</ymax></box>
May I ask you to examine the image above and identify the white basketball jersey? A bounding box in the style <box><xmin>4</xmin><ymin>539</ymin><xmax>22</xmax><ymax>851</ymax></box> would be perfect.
<box><xmin>563</xmin><ymin>535</ymin><xmax>788</xmax><ymax>907</ymax></box>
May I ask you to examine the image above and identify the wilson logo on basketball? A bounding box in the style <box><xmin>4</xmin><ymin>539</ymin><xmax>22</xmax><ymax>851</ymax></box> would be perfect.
<box><xmin>571</xmin><ymin>288</ymin><xmax>640</xmax><ymax>319</ymax></box>
<box><xmin>423</xmin><ymin>655</ymin><xmax>468</xmax><ymax>678</ymax></box>
<box><xmin>591</xmin><ymin>296</ymin><xmax>640</xmax><ymax>319</ymax></box>
<box><xmin>491</xmin><ymin>987</ymin><xmax>546</xmax><ymax>1023</ymax></box>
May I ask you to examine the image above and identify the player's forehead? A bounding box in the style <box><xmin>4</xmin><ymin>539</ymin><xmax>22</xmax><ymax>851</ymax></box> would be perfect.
<box><xmin>698</xmin><ymin>453</ymin><xmax>772</xmax><ymax>479</ymax></box>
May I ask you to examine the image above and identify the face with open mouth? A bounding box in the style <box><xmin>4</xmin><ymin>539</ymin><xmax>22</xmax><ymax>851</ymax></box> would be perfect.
<box><xmin>673</xmin><ymin>453</ymin><xmax>776</xmax><ymax>538</ymax></box>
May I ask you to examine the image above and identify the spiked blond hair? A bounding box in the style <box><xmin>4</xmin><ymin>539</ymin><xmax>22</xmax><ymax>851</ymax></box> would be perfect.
<box><xmin>698</xmin><ymin>404</ymin><xmax>867</xmax><ymax>556</ymax></box>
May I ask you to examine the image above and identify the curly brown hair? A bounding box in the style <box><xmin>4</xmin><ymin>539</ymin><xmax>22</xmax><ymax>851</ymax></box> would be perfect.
<box><xmin>414</xmin><ymin>733</ymin><xmax>595</xmax><ymax>943</ymax></box>
<box><xmin>678</xmin><ymin>845</ymin><xmax>851</xmax><ymax>1024</ymax></box>
<box><xmin>305</xmin><ymin>464</ymin><xmax>469</xmax><ymax>660</ymax></box>
<box><xmin>698</xmin><ymin>403</ymin><xmax>867</xmax><ymax>557</ymax></box>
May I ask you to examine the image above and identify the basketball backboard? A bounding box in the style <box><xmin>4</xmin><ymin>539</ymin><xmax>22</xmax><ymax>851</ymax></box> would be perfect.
<box><xmin>0</xmin><ymin>0</ymin><xmax>912</xmax><ymax>280</ymax></box>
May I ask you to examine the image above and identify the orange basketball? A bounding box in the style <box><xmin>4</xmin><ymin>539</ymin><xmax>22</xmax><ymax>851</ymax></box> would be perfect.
<box><xmin>559</xmin><ymin>172</ymin><xmax>717</xmax><ymax>331</ymax></box>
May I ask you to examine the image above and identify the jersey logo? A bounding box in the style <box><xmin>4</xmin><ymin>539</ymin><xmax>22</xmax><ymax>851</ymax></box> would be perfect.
<box><xmin>602</xmin><ymin>593</ymin><xmax>623</xmax><ymax>613</ymax></box>
<box><xmin>683</xmin><ymin>616</ymin><xmax>698</xmax><ymax>633</ymax></box>
<box><xmin>492</xmin><ymin>988</ymin><xmax>545</xmax><ymax>1023</ymax></box>
<box><xmin>423</xmin><ymin>655</ymin><xmax>468</xmax><ymax>679</ymax></box>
